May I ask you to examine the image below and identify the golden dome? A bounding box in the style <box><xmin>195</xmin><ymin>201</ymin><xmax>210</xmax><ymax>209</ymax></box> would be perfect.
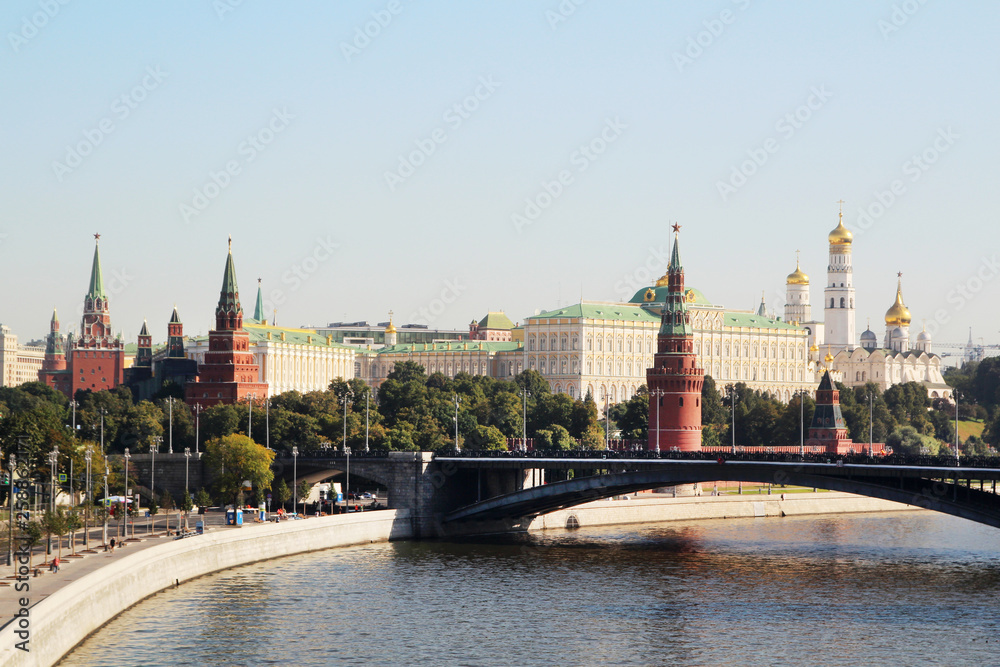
<box><xmin>824</xmin><ymin>352</ymin><xmax>834</xmax><ymax>363</ymax></box>
<box><xmin>786</xmin><ymin>260</ymin><xmax>809</xmax><ymax>285</ymax></box>
<box><xmin>385</xmin><ymin>312</ymin><xmax>397</xmax><ymax>334</ymax></box>
<box><xmin>809</xmin><ymin>344</ymin><xmax>819</xmax><ymax>352</ymax></box>
<box><xmin>884</xmin><ymin>279</ymin><xmax>911</xmax><ymax>326</ymax></box>
<box><xmin>828</xmin><ymin>213</ymin><xmax>853</xmax><ymax>245</ymax></box>
<box><xmin>654</xmin><ymin>273</ymin><xmax>669</xmax><ymax>288</ymax></box>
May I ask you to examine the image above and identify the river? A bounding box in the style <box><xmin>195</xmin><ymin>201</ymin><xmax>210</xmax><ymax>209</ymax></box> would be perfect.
<box><xmin>60</xmin><ymin>511</ymin><xmax>1000</xmax><ymax>666</ymax></box>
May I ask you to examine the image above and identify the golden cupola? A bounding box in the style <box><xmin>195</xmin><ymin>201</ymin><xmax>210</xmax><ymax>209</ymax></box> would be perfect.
<box><xmin>786</xmin><ymin>259</ymin><xmax>809</xmax><ymax>285</ymax></box>
<box><xmin>884</xmin><ymin>276</ymin><xmax>911</xmax><ymax>326</ymax></box>
<box><xmin>828</xmin><ymin>212</ymin><xmax>853</xmax><ymax>246</ymax></box>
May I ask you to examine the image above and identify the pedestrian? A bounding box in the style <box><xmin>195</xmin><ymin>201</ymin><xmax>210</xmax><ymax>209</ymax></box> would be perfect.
<box><xmin>110</xmin><ymin>537</ymin><xmax>116</xmax><ymax>552</ymax></box>
<box><xmin>50</xmin><ymin>556</ymin><xmax>59</xmax><ymax>573</ymax></box>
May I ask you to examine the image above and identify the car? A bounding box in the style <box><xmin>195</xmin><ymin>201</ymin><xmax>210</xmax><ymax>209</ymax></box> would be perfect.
<box><xmin>361</xmin><ymin>492</ymin><xmax>374</xmax><ymax>499</ymax></box>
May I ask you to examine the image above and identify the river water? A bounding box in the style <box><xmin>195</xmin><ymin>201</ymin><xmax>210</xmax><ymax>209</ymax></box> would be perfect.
<box><xmin>61</xmin><ymin>511</ymin><xmax>1000</xmax><ymax>666</ymax></box>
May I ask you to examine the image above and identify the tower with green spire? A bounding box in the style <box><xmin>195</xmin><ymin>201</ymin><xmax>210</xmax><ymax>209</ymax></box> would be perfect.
<box><xmin>646</xmin><ymin>224</ymin><xmax>704</xmax><ymax>452</ymax></box>
<box><xmin>42</xmin><ymin>309</ymin><xmax>66</xmax><ymax>372</ymax></box>
<box><xmin>252</xmin><ymin>278</ymin><xmax>265</xmax><ymax>324</ymax></box>
<box><xmin>186</xmin><ymin>237</ymin><xmax>267</xmax><ymax>408</ymax></box>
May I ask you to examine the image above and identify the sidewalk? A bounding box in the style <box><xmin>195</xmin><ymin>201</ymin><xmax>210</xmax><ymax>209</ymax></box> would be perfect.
<box><xmin>0</xmin><ymin>513</ymin><xmax>233</xmax><ymax>618</ymax></box>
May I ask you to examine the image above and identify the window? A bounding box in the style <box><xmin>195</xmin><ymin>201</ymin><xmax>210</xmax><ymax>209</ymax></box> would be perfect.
<box><xmin>840</xmin><ymin>297</ymin><xmax>846</xmax><ymax>308</ymax></box>
<box><xmin>830</xmin><ymin>298</ymin><xmax>835</xmax><ymax>308</ymax></box>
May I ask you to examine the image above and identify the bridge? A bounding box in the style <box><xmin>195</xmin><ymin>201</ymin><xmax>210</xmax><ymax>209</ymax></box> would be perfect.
<box><xmin>125</xmin><ymin>450</ymin><xmax>1000</xmax><ymax>538</ymax></box>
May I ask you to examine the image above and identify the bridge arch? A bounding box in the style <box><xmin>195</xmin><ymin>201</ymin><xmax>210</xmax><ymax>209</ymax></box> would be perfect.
<box><xmin>443</xmin><ymin>463</ymin><xmax>1000</xmax><ymax>530</ymax></box>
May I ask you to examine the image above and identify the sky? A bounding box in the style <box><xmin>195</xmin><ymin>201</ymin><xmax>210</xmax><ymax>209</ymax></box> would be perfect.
<box><xmin>2</xmin><ymin>1</ymin><xmax>998</xmax><ymax>362</ymax></box>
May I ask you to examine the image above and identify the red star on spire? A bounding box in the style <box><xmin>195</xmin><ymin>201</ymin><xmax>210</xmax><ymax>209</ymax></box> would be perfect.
<box><xmin>94</xmin><ymin>233</ymin><xmax>101</xmax><ymax>241</ymax></box>
<box><xmin>671</xmin><ymin>223</ymin><xmax>681</xmax><ymax>234</ymax></box>
<box><xmin>897</xmin><ymin>271</ymin><xmax>902</xmax><ymax>278</ymax></box>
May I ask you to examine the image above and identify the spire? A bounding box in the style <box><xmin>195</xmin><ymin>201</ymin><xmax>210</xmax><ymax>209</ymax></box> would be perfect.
<box><xmin>87</xmin><ymin>235</ymin><xmax>106</xmax><ymax>300</ymax></box>
<box><xmin>139</xmin><ymin>319</ymin><xmax>149</xmax><ymax>336</ymax></box>
<box><xmin>170</xmin><ymin>306</ymin><xmax>181</xmax><ymax>324</ymax></box>
<box><xmin>216</xmin><ymin>238</ymin><xmax>244</xmax><ymax>330</ymax></box>
<box><xmin>668</xmin><ymin>222</ymin><xmax>682</xmax><ymax>271</ymax></box>
<box><xmin>757</xmin><ymin>292</ymin><xmax>767</xmax><ymax>316</ymax></box>
<box><xmin>51</xmin><ymin>308</ymin><xmax>59</xmax><ymax>326</ymax></box>
<box><xmin>253</xmin><ymin>278</ymin><xmax>264</xmax><ymax>322</ymax></box>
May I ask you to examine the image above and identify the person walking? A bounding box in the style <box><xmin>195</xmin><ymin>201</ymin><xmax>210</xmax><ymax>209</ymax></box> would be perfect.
<box><xmin>50</xmin><ymin>556</ymin><xmax>60</xmax><ymax>573</ymax></box>
<box><xmin>110</xmin><ymin>537</ymin><xmax>116</xmax><ymax>552</ymax></box>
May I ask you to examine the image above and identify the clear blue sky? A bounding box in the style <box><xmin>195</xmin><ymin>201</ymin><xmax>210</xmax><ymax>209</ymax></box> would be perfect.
<box><xmin>2</xmin><ymin>1</ymin><xmax>997</xmax><ymax>360</ymax></box>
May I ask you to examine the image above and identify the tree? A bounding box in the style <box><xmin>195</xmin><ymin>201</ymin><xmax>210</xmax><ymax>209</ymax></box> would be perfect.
<box><xmin>466</xmin><ymin>424</ymin><xmax>508</xmax><ymax>451</ymax></box>
<box><xmin>535</xmin><ymin>425</ymin><xmax>574</xmax><ymax>450</ymax></box>
<box><xmin>42</xmin><ymin>508</ymin><xmax>68</xmax><ymax>560</ymax></box>
<box><xmin>161</xmin><ymin>490</ymin><xmax>176</xmax><ymax>532</ymax></box>
<box><xmin>20</xmin><ymin>520</ymin><xmax>43</xmax><ymax>570</ymax></box>
<box><xmin>296</xmin><ymin>479</ymin><xmax>312</xmax><ymax>512</ymax></box>
<box><xmin>886</xmin><ymin>425</ymin><xmax>940</xmax><ymax>455</ymax></box>
<box><xmin>194</xmin><ymin>487</ymin><xmax>212</xmax><ymax>509</ymax></box>
<box><xmin>203</xmin><ymin>434</ymin><xmax>275</xmax><ymax>508</ymax></box>
<box><xmin>273</xmin><ymin>478</ymin><xmax>291</xmax><ymax>511</ymax></box>
<box><xmin>614</xmin><ymin>387</ymin><xmax>648</xmax><ymax>440</ymax></box>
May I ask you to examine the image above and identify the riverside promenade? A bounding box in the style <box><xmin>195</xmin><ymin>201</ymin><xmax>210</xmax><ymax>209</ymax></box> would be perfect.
<box><xmin>0</xmin><ymin>509</ymin><xmax>413</xmax><ymax>667</ymax></box>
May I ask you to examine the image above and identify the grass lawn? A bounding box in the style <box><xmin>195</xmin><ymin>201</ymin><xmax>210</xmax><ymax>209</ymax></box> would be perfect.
<box><xmin>957</xmin><ymin>419</ymin><xmax>985</xmax><ymax>441</ymax></box>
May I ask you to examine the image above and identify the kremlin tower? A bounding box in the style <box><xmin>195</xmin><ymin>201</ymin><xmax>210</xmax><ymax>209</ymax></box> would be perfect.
<box><xmin>646</xmin><ymin>225</ymin><xmax>704</xmax><ymax>452</ymax></box>
<box><xmin>40</xmin><ymin>235</ymin><xmax>125</xmax><ymax>397</ymax></box>
<box><xmin>185</xmin><ymin>238</ymin><xmax>267</xmax><ymax>407</ymax></box>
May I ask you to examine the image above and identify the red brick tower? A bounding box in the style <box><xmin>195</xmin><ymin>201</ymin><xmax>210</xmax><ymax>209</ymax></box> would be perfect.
<box><xmin>647</xmin><ymin>225</ymin><xmax>704</xmax><ymax>452</ymax></box>
<box><xmin>42</xmin><ymin>309</ymin><xmax>67</xmax><ymax>372</ymax></box>
<box><xmin>804</xmin><ymin>370</ymin><xmax>856</xmax><ymax>454</ymax></box>
<box><xmin>185</xmin><ymin>238</ymin><xmax>267</xmax><ymax>407</ymax></box>
<box><xmin>135</xmin><ymin>320</ymin><xmax>152</xmax><ymax>368</ymax></box>
<box><xmin>166</xmin><ymin>306</ymin><xmax>185</xmax><ymax>358</ymax></box>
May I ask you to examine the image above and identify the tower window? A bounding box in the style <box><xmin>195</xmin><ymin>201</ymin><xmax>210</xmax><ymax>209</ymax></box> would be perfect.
<box><xmin>679</xmin><ymin>397</ymin><xmax>684</xmax><ymax>407</ymax></box>
<box><xmin>840</xmin><ymin>298</ymin><xmax>845</xmax><ymax>308</ymax></box>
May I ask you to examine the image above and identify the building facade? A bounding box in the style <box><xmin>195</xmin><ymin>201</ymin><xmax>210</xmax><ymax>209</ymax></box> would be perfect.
<box><xmin>0</xmin><ymin>325</ymin><xmax>45</xmax><ymax>387</ymax></box>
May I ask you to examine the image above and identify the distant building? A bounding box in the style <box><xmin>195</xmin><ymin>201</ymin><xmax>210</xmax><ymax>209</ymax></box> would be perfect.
<box><xmin>0</xmin><ymin>325</ymin><xmax>45</xmax><ymax>387</ymax></box>
<box><xmin>124</xmin><ymin>308</ymin><xmax>199</xmax><ymax>402</ymax></box>
<box><xmin>469</xmin><ymin>312</ymin><xmax>515</xmax><ymax>341</ymax></box>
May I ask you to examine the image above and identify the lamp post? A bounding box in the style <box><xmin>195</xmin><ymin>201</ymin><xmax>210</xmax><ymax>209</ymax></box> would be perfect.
<box><xmin>7</xmin><ymin>453</ymin><xmax>15</xmax><ymax>567</ymax></box>
<box><xmin>168</xmin><ymin>397</ymin><xmax>174</xmax><ymax>453</ymax></box>
<box><xmin>868</xmin><ymin>390</ymin><xmax>874</xmax><ymax>457</ymax></box>
<box><xmin>728</xmin><ymin>385</ymin><xmax>737</xmax><ymax>455</ymax></box>
<box><xmin>342</xmin><ymin>391</ymin><xmax>352</xmax><ymax>451</ymax></box>
<box><xmin>48</xmin><ymin>448</ymin><xmax>58</xmax><ymax>513</ymax></box>
<box><xmin>522</xmin><ymin>387</ymin><xmax>529</xmax><ymax>452</ymax></box>
<box><xmin>84</xmin><ymin>448</ymin><xmax>92</xmax><ymax>550</ymax></box>
<box><xmin>247</xmin><ymin>393</ymin><xmax>256</xmax><ymax>440</ymax></box>
<box><xmin>265</xmin><ymin>398</ymin><xmax>271</xmax><ymax>450</ymax></box>
<box><xmin>151</xmin><ymin>436</ymin><xmax>162</xmax><ymax>504</ymax></box>
<box><xmin>955</xmin><ymin>391</ymin><xmax>961</xmax><ymax>464</ymax></box>
<box><xmin>123</xmin><ymin>449</ymin><xmax>131</xmax><ymax>540</ymax></box>
<box><xmin>345</xmin><ymin>446</ymin><xmax>352</xmax><ymax>511</ymax></box>
<box><xmin>364</xmin><ymin>390</ymin><xmax>370</xmax><ymax>453</ymax></box>
<box><xmin>194</xmin><ymin>403</ymin><xmax>203</xmax><ymax>455</ymax></box>
<box><xmin>102</xmin><ymin>463</ymin><xmax>109</xmax><ymax>547</ymax></box>
<box><xmin>604</xmin><ymin>397</ymin><xmax>610</xmax><ymax>449</ymax></box>
<box><xmin>291</xmin><ymin>447</ymin><xmax>298</xmax><ymax>516</ymax></box>
<box><xmin>651</xmin><ymin>388</ymin><xmax>663</xmax><ymax>454</ymax></box>
<box><xmin>453</xmin><ymin>394</ymin><xmax>461</xmax><ymax>452</ymax></box>
<box><xmin>800</xmin><ymin>390</ymin><xmax>806</xmax><ymax>457</ymax></box>
<box><xmin>99</xmin><ymin>408</ymin><xmax>107</xmax><ymax>455</ymax></box>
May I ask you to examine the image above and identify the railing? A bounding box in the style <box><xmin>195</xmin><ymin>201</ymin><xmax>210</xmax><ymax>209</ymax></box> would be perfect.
<box><xmin>273</xmin><ymin>449</ymin><xmax>391</xmax><ymax>459</ymax></box>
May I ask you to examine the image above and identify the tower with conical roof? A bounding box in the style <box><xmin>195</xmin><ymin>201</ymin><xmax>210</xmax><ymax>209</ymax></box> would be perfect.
<box><xmin>646</xmin><ymin>225</ymin><xmax>704</xmax><ymax>452</ymax></box>
<box><xmin>42</xmin><ymin>309</ymin><xmax>67</xmax><ymax>372</ymax></box>
<box><xmin>167</xmin><ymin>306</ymin><xmax>185</xmax><ymax>358</ymax></box>
<box><xmin>804</xmin><ymin>370</ymin><xmax>858</xmax><ymax>453</ymax></box>
<box><xmin>136</xmin><ymin>320</ymin><xmax>152</xmax><ymax>368</ymax></box>
<box><xmin>252</xmin><ymin>278</ymin><xmax>266</xmax><ymax>324</ymax></box>
<box><xmin>185</xmin><ymin>238</ymin><xmax>268</xmax><ymax>407</ymax></box>
<box><xmin>41</xmin><ymin>235</ymin><xmax>126</xmax><ymax>397</ymax></box>
<box><xmin>824</xmin><ymin>203</ymin><xmax>856</xmax><ymax>352</ymax></box>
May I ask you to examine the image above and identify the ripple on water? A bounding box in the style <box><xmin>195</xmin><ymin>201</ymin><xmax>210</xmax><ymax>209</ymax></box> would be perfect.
<box><xmin>59</xmin><ymin>512</ymin><xmax>1000</xmax><ymax>667</ymax></box>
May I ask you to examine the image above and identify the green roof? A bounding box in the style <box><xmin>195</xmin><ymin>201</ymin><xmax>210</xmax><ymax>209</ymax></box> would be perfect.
<box><xmin>478</xmin><ymin>312</ymin><xmax>515</xmax><ymax>330</ymax></box>
<box><xmin>722</xmin><ymin>312</ymin><xmax>802</xmax><ymax>330</ymax></box>
<box><xmin>377</xmin><ymin>341</ymin><xmax>523</xmax><ymax>354</ymax></box>
<box><xmin>629</xmin><ymin>286</ymin><xmax>713</xmax><ymax>306</ymax></box>
<box><xmin>253</xmin><ymin>283</ymin><xmax>264</xmax><ymax>322</ymax></box>
<box><xmin>87</xmin><ymin>241</ymin><xmax>105</xmax><ymax>299</ymax></box>
<box><xmin>217</xmin><ymin>246</ymin><xmax>242</xmax><ymax>316</ymax></box>
<box><xmin>528</xmin><ymin>303</ymin><xmax>659</xmax><ymax>323</ymax></box>
<box><xmin>244</xmin><ymin>323</ymin><xmax>357</xmax><ymax>350</ymax></box>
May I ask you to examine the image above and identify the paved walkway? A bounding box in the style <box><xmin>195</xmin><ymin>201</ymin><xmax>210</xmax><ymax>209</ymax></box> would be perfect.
<box><xmin>0</xmin><ymin>512</ymin><xmax>239</xmax><ymax>618</ymax></box>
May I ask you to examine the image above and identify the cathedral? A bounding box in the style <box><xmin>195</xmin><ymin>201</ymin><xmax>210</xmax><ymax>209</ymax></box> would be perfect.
<box><xmin>785</xmin><ymin>208</ymin><xmax>951</xmax><ymax>399</ymax></box>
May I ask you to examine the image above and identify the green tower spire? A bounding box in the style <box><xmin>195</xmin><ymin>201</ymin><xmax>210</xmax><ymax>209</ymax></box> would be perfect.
<box><xmin>88</xmin><ymin>234</ymin><xmax>106</xmax><ymax>299</ymax></box>
<box><xmin>253</xmin><ymin>278</ymin><xmax>264</xmax><ymax>322</ymax></box>
<box><xmin>218</xmin><ymin>236</ymin><xmax>241</xmax><ymax>313</ymax></box>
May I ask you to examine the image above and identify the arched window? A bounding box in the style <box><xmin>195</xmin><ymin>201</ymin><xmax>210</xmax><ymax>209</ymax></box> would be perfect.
<box><xmin>539</xmin><ymin>337</ymin><xmax>546</xmax><ymax>351</ymax></box>
<box><xmin>840</xmin><ymin>297</ymin><xmax>846</xmax><ymax>308</ymax></box>
<box><xmin>830</xmin><ymin>298</ymin><xmax>835</xmax><ymax>308</ymax></box>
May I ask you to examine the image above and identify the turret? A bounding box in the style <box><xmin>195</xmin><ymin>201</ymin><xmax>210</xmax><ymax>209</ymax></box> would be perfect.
<box><xmin>42</xmin><ymin>309</ymin><xmax>66</xmax><ymax>372</ymax></box>
<box><xmin>136</xmin><ymin>319</ymin><xmax>152</xmax><ymax>367</ymax></box>
<box><xmin>215</xmin><ymin>236</ymin><xmax>244</xmax><ymax>331</ymax></box>
<box><xmin>167</xmin><ymin>306</ymin><xmax>185</xmax><ymax>358</ymax></box>
<box><xmin>784</xmin><ymin>252</ymin><xmax>811</xmax><ymax>325</ymax></box>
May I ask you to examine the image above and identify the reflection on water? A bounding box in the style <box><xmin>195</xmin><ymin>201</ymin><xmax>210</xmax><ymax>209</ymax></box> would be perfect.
<box><xmin>61</xmin><ymin>512</ymin><xmax>1000</xmax><ymax>667</ymax></box>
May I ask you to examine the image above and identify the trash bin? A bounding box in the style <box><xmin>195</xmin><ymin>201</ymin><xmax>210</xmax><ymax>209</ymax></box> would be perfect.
<box><xmin>195</xmin><ymin>521</ymin><xmax>204</xmax><ymax>535</ymax></box>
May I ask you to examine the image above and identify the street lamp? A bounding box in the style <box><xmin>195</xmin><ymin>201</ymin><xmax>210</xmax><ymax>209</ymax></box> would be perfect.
<box><xmin>522</xmin><ymin>386</ymin><xmax>529</xmax><ymax>452</ymax></box>
<box><xmin>868</xmin><ymin>390</ymin><xmax>874</xmax><ymax>457</ymax></box>
<box><xmin>99</xmin><ymin>408</ymin><xmax>107</xmax><ymax>455</ymax></box>
<box><xmin>123</xmin><ymin>449</ymin><xmax>131</xmax><ymax>541</ymax></box>
<box><xmin>151</xmin><ymin>436</ymin><xmax>163</xmax><ymax>503</ymax></box>
<box><xmin>7</xmin><ymin>453</ymin><xmax>15</xmax><ymax>567</ymax></box>
<box><xmin>265</xmin><ymin>398</ymin><xmax>271</xmax><ymax>450</ymax></box>
<box><xmin>345</xmin><ymin>446</ymin><xmax>352</xmax><ymax>512</ymax></box>
<box><xmin>651</xmin><ymin>388</ymin><xmax>663</xmax><ymax>454</ymax></box>
<box><xmin>453</xmin><ymin>394</ymin><xmax>461</xmax><ymax>452</ymax></box>
<box><xmin>798</xmin><ymin>390</ymin><xmax>807</xmax><ymax>457</ymax></box>
<box><xmin>604</xmin><ymin>397</ymin><xmax>610</xmax><ymax>449</ymax></box>
<box><xmin>102</xmin><ymin>463</ymin><xmax>109</xmax><ymax>547</ymax></box>
<box><xmin>194</xmin><ymin>403</ymin><xmax>203</xmax><ymax>455</ymax></box>
<box><xmin>342</xmin><ymin>390</ymin><xmax>352</xmax><ymax>450</ymax></box>
<box><xmin>364</xmin><ymin>390</ymin><xmax>370</xmax><ymax>453</ymax></box>
<box><xmin>48</xmin><ymin>448</ymin><xmax>59</xmax><ymax>514</ymax></box>
<box><xmin>184</xmin><ymin>447</ymin><xmax>191</xmax><ymax>531</ymax></box>
<box><xmin>291</xmin><ymin>446</ymin><xmax>299</xmax><ymax>517</ymax></box>
<box><xmin>167</xmin><ymin>397</ymin><xmax>174</xmax><ymax>453</ymax></box>
<box><xmin>954</xmin><ymin>391</ymin><xmax>961</xmax><ymax>465</ymax></box>
<box><xmin>84</xmin><ymin>448</ymin><xmax>92</xmax><ymax>550</ymax></box>
<box><xmin>247</xmin><ymin>393</ymin><xmax>256</xmax><ymax>440</ymax></box>
<box><xmin>728</xmin><ymin>385</ymin><xmax>737</xmax><ymax>454</ymax></box>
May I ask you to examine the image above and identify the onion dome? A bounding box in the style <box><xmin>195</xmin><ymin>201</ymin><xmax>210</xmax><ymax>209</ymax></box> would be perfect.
<box><xmin>828</xmin><ymin>213</ymin><xmax>853</xmax><ymax>245</ymax></box>
<box><xmin>385</xmin><ymin>321</ymin><xmax>397</xmax><ymax>335</ymax></box>
<box><xmin>860</xmin><ymin>327</ymin><xmax>878</xmax><ymax>350</ymax></box>
<box><xmin>810</xmin><ymin>344</ymin><xmax>819</xmax><ymax>353</ymax></box>
<box><xmin>916</xmin><ymin>328</ymin><xmax>931</xmax><ymax>342</ymax></box>
<box><xmin>884</xmin><ymin>277</ymin><xmax>912</xmax><ymax>326</ymax></box>
<box><xmin>824</xmin><ymin>351</ymin><xmax>834</xmax><ymax>364</ymax></box>
<box><xmin>786</xmin><ymin>260</ymin><xmax>809</xmax><ymax>285</ymax></box>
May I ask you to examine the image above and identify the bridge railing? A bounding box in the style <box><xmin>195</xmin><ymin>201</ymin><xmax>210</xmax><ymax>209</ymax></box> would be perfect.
<box><xmin>272</xmin><ymin>448</ymin><xmax>391</xmax><ymax>459</ymax></box>
<box><xmin>435</xmin><ymin>448</ymin><xmax>1000</xmax><ymax>468</ymax></box>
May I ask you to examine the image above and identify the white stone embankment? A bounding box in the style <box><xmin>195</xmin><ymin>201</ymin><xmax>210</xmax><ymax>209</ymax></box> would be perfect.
<box><xmin>528</xmin><ymin>491</ymin><xmax>921</xmax><ymax>531</ymax></box>
<box><xmin>0</xmin><ymin>510</ymin><xmax>412</xmax><ymax>667</ymax></box>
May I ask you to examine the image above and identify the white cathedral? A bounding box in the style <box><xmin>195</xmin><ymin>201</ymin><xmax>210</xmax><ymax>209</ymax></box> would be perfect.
<box><xmin>784</xmin><ymin>209</ymin><xmax>952</xmax><ymax>399</ymax></box>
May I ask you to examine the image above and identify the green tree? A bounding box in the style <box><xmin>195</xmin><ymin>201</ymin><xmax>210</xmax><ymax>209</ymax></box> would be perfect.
<box><xmin>535</xmin><ymin>424</ymin><xmax>574</xmax><ymax>450</ymax></box>
<box><xmin>296</xmin><ymin>479</ymin><xmax>312</xmax><ymax>512</ymax></box>
<box><xmin>194</xmin><ymin>487</ymin><xmax>212</xmax><ymax>509</ymax></box>
<box><xmin>203</xmin><ymin>434</ymin><xmax>275</xmax><ymax>508</ymax></box>
<box><xmin>614</xmin><ymin>386</ymin><xmax>648</xmax><ymax>440</ymax></box>
<box><xmin>466</xmin><ymin>424</ymin><xmax>508</xmax><ymax>451</ymax></box>
<box><xmin>272</xmin><ymin>478</ymin><xmax>291</xmax><ymax>511</ymax></box>
<box><xmin>886</xmin><ymin>425</ymin><xmax>940</xmax><ymax>455</ymax></box>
